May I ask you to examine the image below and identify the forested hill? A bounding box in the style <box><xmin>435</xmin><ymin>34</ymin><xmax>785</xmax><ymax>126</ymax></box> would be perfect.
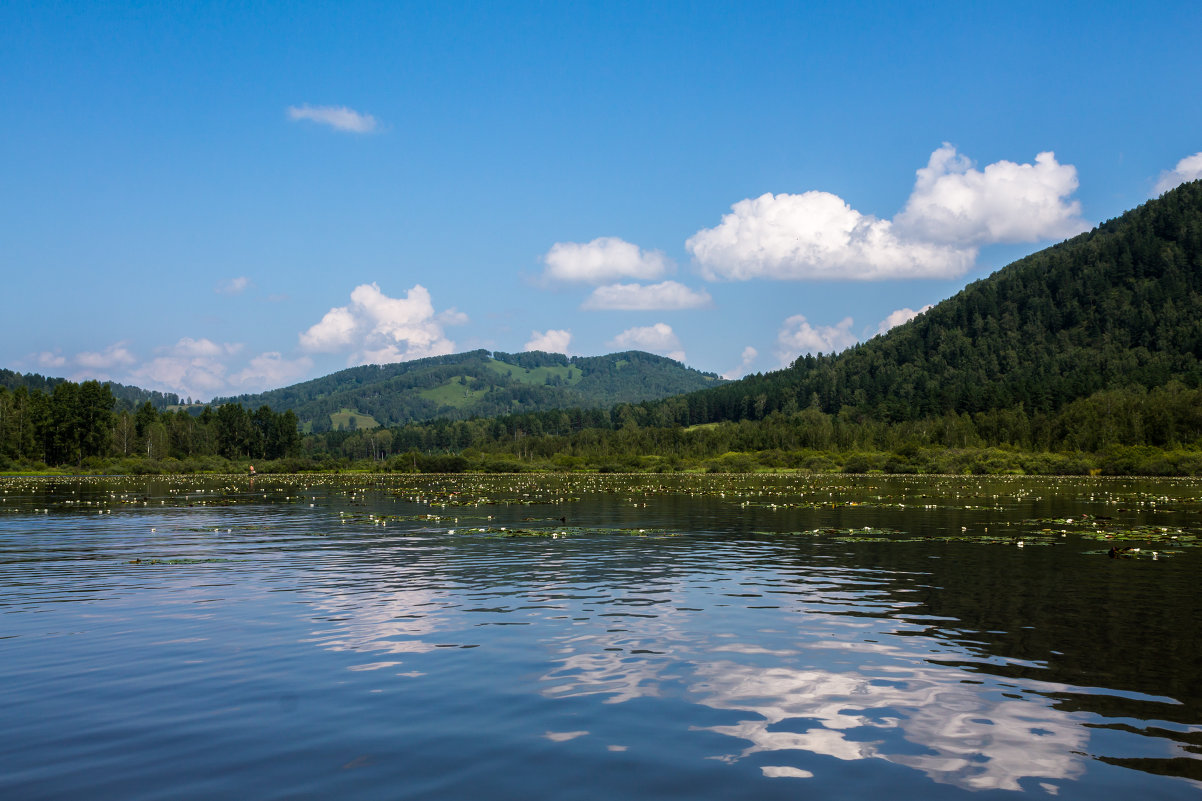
<box><xmin>0</xmin><ymin>369</ymin><xmax>180</xmax><ymax>411</ymax></box>
<box><xmin>216</xmin><ymin>350</ymin><xmax>723</xmax><ymax>430</ymax></box>
<box><xmin>662</xmin><ymin>180</ymin><xmax>1202</xmax><ymax>426</ymax></box>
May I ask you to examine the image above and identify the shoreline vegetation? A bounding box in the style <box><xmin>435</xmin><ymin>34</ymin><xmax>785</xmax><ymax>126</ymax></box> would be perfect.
<box><xmin>4</xmin><ymin>443</ymin><xmax>1202</xmax><ymax>477</ymax></box>
<box><xmin>5</xmin><ymin>378</ymin><xmax>1202</xmax><ymax>478</ymax></box>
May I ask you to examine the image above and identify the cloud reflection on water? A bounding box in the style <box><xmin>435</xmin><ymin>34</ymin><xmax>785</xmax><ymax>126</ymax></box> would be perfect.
<box><xmin>303</xmin><ymin>582</ymin><xmax>448</xmax><ymax>661</ymax></box>
<box><xmin>538</xmin><ymin>601</ymin><xmax>1095</xmax><ymax>792</ymax></box>
<box><xmin>691</xmin><ymin>655</ymin><xmax>1087</xmax><ymax>791</ymax></box>
<box><xmin>542</xmin><ymin>607</ymin><xmax>696</xmax><ymax>704</ymax></box>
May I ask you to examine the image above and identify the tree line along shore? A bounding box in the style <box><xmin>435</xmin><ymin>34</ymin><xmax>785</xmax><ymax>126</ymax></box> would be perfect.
<box><xmin>3</xmin><ymin>378</ymin><xmax>1202</xmax><ymax>477</ymax></box>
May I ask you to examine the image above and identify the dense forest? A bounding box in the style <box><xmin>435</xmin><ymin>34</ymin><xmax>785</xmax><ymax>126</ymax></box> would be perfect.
<box><xmin>340</xmin><ymin>380</ymin><xmax>1202</xmax><ymax>475</ymax></box>
<box><xmin>213</xmin><ymin>349</ymin><xmax>723</xmax><ymax>430</ymax></box>
<box><xmin>0</xmin><ymin>381</ymin><xmax>299</xmax><ymax>470</ymax></box>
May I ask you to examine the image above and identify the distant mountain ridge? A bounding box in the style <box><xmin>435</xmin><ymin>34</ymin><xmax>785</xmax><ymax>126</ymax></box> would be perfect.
<box><xmin>215</xmin><ymin>349</ymin><xmax>723</xmax><ymax>430</ymax></box>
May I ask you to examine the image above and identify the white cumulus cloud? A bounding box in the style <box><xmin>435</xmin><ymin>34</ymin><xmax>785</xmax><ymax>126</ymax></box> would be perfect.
<box><xmin>287</xmin><ymin>104</ymin><xmax>379</xmax><ymax>133</ymax></box>
<box><xmin>128</xmin><ymin>338</ymin><xmax>243</xmax><ymax>399</ymax></box>
<box><xmin>231</xmin><ymin>352</ymin><xmax>314</xmax><ymax>393</ymax></box>
<box><xmin>582</xmin><ymin>280</ymin><xmax>712</xmax><ymax>310</ymax></box>
<box><xmin>688</xmin><ymin>190</ymin><xmax>973</xmax><ymax>281</ymax></box>
<box><xmin>130</xmin><ymin>358</ymin><xmax>227</xmax><ymax>398</ymax></box>
<box><xmin>689</xmin><ymin>145</ymin><xmax>1090</xmax><ymax>282</ymax></box>
<box><xmin>171</xmin><ymin>337</ymin><xmax>243</xmax><ymax>359</ymax></box>
<box><xmin>524</xmin><ymin>329</ymin><xmax>572</xmax><ymax>354</ymax></box>
<box><xmin>35</xmin><ymin>351</ymin><xmax>66</xmax><ymax>369</ymax></box>
<box><xmin>1154</xmin><ymin>152</ymin><xmax>1202</xmax><ymax>195</ymax></box>
<box><xmin>543</xmin><ymin>237</ymin><xmax>673</xmax><ymax>284</ymax></box>
<box><xmin>50</xmin><ymin>336</ymin><xmax>318</xmax><ymax>401</ymax></box>
<box><xmin>722</xmin><ymin>346</ymin><xmax>758</xmax><ymax>380</ymax></box>
<box><xmin>75</xmin><ymin>342</ymin><xmax>138</xmax><ymax>370</ymax></box>
<box><xmin>876</xmin><ymin>305</ymin><xmax>934</xmax><ymax>336</ymax></box>
<box><xmin>776</xmin><ymin>315</ymin><xmax>858</xmax><ymax>366</ymax></box>
<box><xmin>608</xmin><ymin>322</ymin><xmax>685</xmax><ymax>363</ymax></box>
<box><xmin>299</xmin><ymin>283</ymin><xmax>461</xmax><ymax>366</ymax></box>
<box><xmin>895</xmin><ymin>144</ymin><xmax>1088</xmax><ymax>244</ymax></box>
<box><xmin>299</xmin><ymin>306</ymin><xmax>357</xmax><ymax>352</ymax></box>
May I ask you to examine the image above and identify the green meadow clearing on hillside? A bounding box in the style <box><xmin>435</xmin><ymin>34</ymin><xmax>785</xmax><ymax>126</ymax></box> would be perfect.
<box><xmin>481</xmin><ymin>359</ymin><xmax>582</xmax><ymax>386</ymax></box>
<box><xmin>417</xmin><ymin>381</ymin><xmax>491</xmax><ymax>409</ymax></box>
<box><xmin>329</xmin><ymin>408</ymin><xmax>380</xmax><ymax>431</ymax></box>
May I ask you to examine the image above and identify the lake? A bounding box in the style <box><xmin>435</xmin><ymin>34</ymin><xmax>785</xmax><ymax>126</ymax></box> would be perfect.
<box><xmin>1</xmin><ymin>473</ymin><xmax>1200</xmax><ymax>799</ymax></box>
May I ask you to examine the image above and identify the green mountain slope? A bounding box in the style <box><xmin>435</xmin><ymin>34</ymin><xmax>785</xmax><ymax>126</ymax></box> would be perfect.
<box><xmin>665</xmin><ymin>180</ymin><xmax>1202</xmax><ymax>426</ymax></box>
<box><xmin>216</xmin><ymin>350</ymin><xmax>723</xmax><ymax>430</ymax></box>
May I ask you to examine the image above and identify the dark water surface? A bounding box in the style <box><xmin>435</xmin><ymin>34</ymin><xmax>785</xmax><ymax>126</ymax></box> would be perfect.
<box><xmin>2</xmin><ymin>474</ymin><xmax>1200</xmax><ymax>799</ymax></box>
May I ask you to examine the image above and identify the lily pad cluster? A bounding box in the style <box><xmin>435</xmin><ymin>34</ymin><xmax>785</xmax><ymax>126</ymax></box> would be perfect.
<box><xmin>1018</xmin><ymin>516</ymin><xmax>1199</xmax><ymax>547</ymax></box>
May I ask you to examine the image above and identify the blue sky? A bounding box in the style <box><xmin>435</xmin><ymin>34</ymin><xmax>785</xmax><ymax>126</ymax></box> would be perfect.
<box><xmin>3</xmin><ymin>1</ymin><xmax>1200</xmax><ymax>401</ymax></box>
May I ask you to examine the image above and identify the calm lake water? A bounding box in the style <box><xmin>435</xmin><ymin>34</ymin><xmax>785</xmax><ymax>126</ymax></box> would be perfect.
<box><xmin>2</xmin><ymin>473</ymin><xmax>1200</xmax><ymax>800</ymax></box>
